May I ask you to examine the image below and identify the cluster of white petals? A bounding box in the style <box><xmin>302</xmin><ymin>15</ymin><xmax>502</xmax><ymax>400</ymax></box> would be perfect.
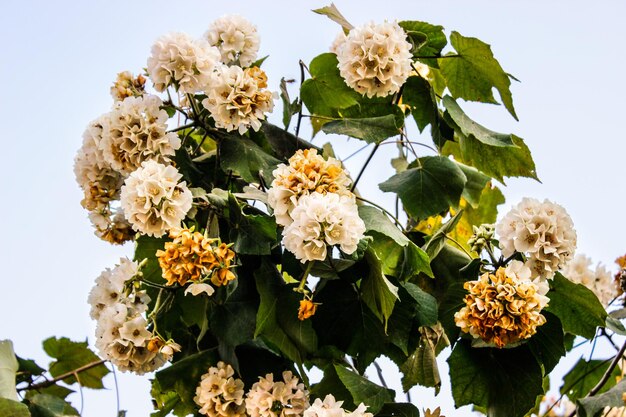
<box><xmin>496</xmin><ymin>198</ymin><xmax>577</xmax><ymax>280</ymax></box>
<box><xmin>562</xmin><ymin>254</ymin><xmax>616</xmax><ymax>306</ymax></box>
<box><xmin>147</xmin><ymin>32</ymin><xmax>221</xmax><ymax>93</ymax></box>
<box><xmin>194</xmin><ymin>362</ymin><xmax>246</xmax><ymax>417</ymax></box>
<box><xmin>336</xmin><ymin>21</ymin><xmax>412</xmax><ymax>97</ymax></box>
<box><xmin>100</xmin><ymin>95</ymin><xmax>181</xmax><ymax>175</ymax></box>
<box><xmin>205</xmin><ymin>15</ymin><xmax>260</xmax><ymax>67</ymax></box>
<box><xmin>89</xmin><ymin>258</ymin><xmax>173</xmax><ymax>374</ymax></box>
<box><xmin>267</xmin><ymin>149</ymin><xmax>351</xmax><ymax>227</ymax></box>
<box><xmin>283</xmin><ymin>192</ymin><xmax>365</xmax><ymax>262</ymax></box>
<box><xmin>246</xmin><ymin>371</ymin><xmax>309</xmax><ymax>417</ymax></box>
<box><xmin>120</xmin><ymin>160</ymin><xmax>193</xmax><ymax>237</ymax></box>
<box><xmin>304</xmin><ymin>395</ymin><xmax>372</xmax><ymax>417</ymax></box>
<box><xmin>202</xmin><ymin>65</ymin><xmax>274</xmax><ymax>134</ymax></box>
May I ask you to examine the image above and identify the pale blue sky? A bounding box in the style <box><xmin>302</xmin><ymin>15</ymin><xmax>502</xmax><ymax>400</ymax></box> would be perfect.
<box><xmin>1</xmin><ymin>1</ymin><xmax>625</xmax><ymax>416</ymax></box>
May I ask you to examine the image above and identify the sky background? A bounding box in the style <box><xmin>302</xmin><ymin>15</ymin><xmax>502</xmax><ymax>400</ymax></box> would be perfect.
<box><xmin>2</xmin><ymin>1</ymin><xmax>626</xmax><ymax>416</ymax></box>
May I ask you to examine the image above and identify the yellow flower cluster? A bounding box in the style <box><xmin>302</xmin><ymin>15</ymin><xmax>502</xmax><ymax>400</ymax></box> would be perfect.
<box><xmin>298</xmin><ymin>299</ymin><xmax>318</xmax><ymax>321</ymax></box>
<box><xmin>454</xmin><ymin>266</ymin><xmax>548</xmax><ymax>348</ymax></box>
<box><xmin>156</xmin><ymin>228</ymin><xmax>236</xmax><ymax>287</ymax></box>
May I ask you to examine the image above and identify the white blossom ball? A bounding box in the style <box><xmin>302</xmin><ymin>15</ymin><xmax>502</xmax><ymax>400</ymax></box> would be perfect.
<box><xmin>205</xmin><ymin>15</ymin><xmax>260</xmax><ymax>67</ymax></box>
<box><xmin>282</xmin><ymin>192</ymin><xmax>365</xmax><ymax>262</ymax></box>
<box><xmin>496</xmin><ymin>198</ymin><xmax>577</xmax><ymax>280</ymax></box>
<box><xmin>87</xmin><ymin>257</ymin><xmax>139</xmax><ymax>320</ymax></box>
<box><xmin>120</xmin><ymin>160</ymin><xmax>192</xmax><ymax>237</ymax></box>
<box><xmin>147</xmin><ymin>32</ymin><xmax>221</xmax><ymax>93</ymax></box>
<box><xmin>336</xmin><ymin>21</ymin><xmax>412</xmax><ymax>98</ymax></box>
<box><xmin>562</xmin><ymin>254</ymin><xmax>616</xmax><ymax>306</ymax></box>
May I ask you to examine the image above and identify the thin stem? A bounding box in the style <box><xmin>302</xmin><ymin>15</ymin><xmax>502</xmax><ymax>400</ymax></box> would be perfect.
<box><xmin>111</xmin><ymin>363</ymin><xmax>121</xmax><ymax>417</ymax></box>
<box><xmin>355</xmin><ymin>196</ymin><xmax>404</xmax><ymax>230</ymax></box>
<box><xmin>193</xmin><ymin>131</ymin><xmax>209</xmax><ymax>155</ymax></box>
<box><xmin>342</xmin><ymin>143</ymin><xmax>370</xmax><ymax>163</ymax></box>
<box><xmin>373</xmin><ymin>361</ymin><xmax>388</xmax><ymax>389</ymax></box>
<box><xmin>20</xmin><ymin>359</ymin><xmax>107</xmax><ymax>391</ymax></box>
<box><xmin>295</xmin><ymin>261</ymin><xmax>314</xmax><ymax>294</ymax></box>
<box><xmin>141</xmin><ymin>280</ymin><xmax>176</xmax><ymax>290</ymax></box>
<box><xmin>295</xmin><ymin>60</ymin><xmax>306</xmax><ymax>138</ymax></box>
<box><xmin>351</xmin><ymin>143</ymin><xmax>380</xmax><ymax>192</ymax></box>
<box><xmin>445</xmin><ymin>235</ymin><xmax>473</xmax><ymax>258</ymax></box>
<box><xmin>484</xmin><ymin>243</ymin><xmax>499</xmax><ymax>265</ymax></box>
<box><xmin>168</xmin><ymin>123</ymin><xmax>196</xmax><ymax>133</ymax></box>
<box><xmin>413</xmin><ymin>54</ymin><xmax>460</xmax><ymax>59</ymax></box>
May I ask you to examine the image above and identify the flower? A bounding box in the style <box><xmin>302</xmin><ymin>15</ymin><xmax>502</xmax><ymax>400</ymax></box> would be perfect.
<box><xmin>304</xmin><ymin>395</ymin><xmax>372</xmax><ymax>417</ymax></box>
<box><xmin>205</xmin><ymin>15</ymin><xmax>260</xmax><ymax>67</ymax></box>
<box><xmin>282</xmin><ymin>192</ymin><xmax>365</xmax><ymax>262</ymax></box>
<box><xmin>454</xmin><ymin>261</ymin><xmax>549</xmax><ymax>348</ymax></box>
<box><xmin>267</xmin><ymin>149</ymin><xmax>352</xmax><ymax>226</ymax></box>
<box><xmin>185</xmin><ymin>283</ymin><xmax>216</xmax><ymax>297</ymax></box>
<box><xmin>88</xmin><ymin>208</ymin><xmax>135</xmax><ymax>244</ymax></box>
<box><xmin>330</xmin><ymin>32</ymin><xmax>347</xmax><ymax>55</ymax></box>
<box><xmin>496</xmin><ymin>198</ymin><xmax>577</xmax><ymax>280</ymax></box>
<box><xmin>562</xmin><ymin>254</ymin><xmax>616</xmax><ymax>306</ymax></box>
<box><xmin>156</xmin><ymin>228</ymin><xmax>236</xmax><ymax>287</ymax></box>
<box><xmin>298</xmin><ymin>299</ymin><xmax>318</xmax><ymax>321</ymax></box>
<box><xmin>87</xmin><ymin>257</ymin><xmax>139</xmax><ymax>320</ymax></box>
<box><xmin>245</xmin><ymin>371</ymin><xmax>309</xmax><ymax>417</ymax></box>
<box><xmin>201</xmin><ymin>65</ymin><xmax>274</xmax><ymax>134</ymax></box>
<box><xmin>147</xmin><ymin>32</ymin><xmax>220</xmax><ymax>93</ymax></box>
<box><xmin>120</xmin><ymin>161</ymin><xmax>192</xmax><ymax>237</ymax></box>
<box><xmin>110</xmin><ymin>71</ymin><xmax>146</xmax><ymax>101</ymax></box>
<box><xmin>194</xmin><ymin>362</ymin><xmax>246</xmax><ymax>417</ymax></box>
<box><xmin>99</xmin><ymin>95</ymin><xmax>181</xmax><ymax>175</ymax></box>
<box><xmin>336</xmin><ymin>21</ymin><xmax>412</xmax><ymax>98</ymax></box>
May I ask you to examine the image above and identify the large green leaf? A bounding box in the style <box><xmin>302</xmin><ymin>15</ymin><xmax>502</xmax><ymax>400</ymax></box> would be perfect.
<box><xmin>359</xmin><ymin>206</ymin><xmax>408</xmax><ymax>246</ymax></box>
<box><xmin>260</xmin><ymin>122</ymin><xmax>321</xmax><ymax>161</ymax></box>
<box><xmin>42</xmin><ymin>338</ymin><xmax>109</xmax><ymax>389</ymax></box>
<box><xmin>379</xmin><ymin>156</ymin><xmax>467</xmax><ymax>220</ymax></box>
<box><xmin>560</xmin><ymin>358</ymin><xmax>620</xmax><ymax>402</ymax></box>
<box><xmin>27</xmin><ymin>394</ymin><xmax>78</xmax><ymax>417</ymax></box>
<box><xmin>334</xmin><ymin>365</ymin><xmax>394</xmax><ymax>414</ymax></box>
<box><xmin>134</xmin><ymin>235</ymin><xmax>167</xmax><ymax>284</ymax></box>
<box><xmin>527</xmin><ymin>312</ymin><xmax>566</xmax><ymax>374</ymax></box>
<box><xmin>220</xmin><ymin>137</ymin><xmax>281</xmax><ymax>184</ymax></box>
<box><xmin>448</xmin><ymin>341</ymin><xmax>543</xmax><ymax>417</ymax></box>
<box><xmin>421</xmin><ymin>210</ymin><xmax>464</xmax><ymax>260</ymax></box>
<box><xmin>400</xmin><ymin>324</ymin><xmax>447</xmax><ymax>393</ymax></box>
<box><xmin>439</xmin><ymin>31</ymin><xmax>517</xmax><ymax>120</ymax></box>
<box><xmin>398</xmin><ymin>21</ymin><xmax>446</xmax><ymax>66</ymax></box>
<box><xmin>0</xmin><ymin>398</ymin><xmax>30</xmax><ymax>417</ymax></box>
<box><xmin>578</xmin><ymin>379</ymin><xmax>626</xmax><ymax>417</ymax></box>
<box><xmin>228</xmin><ymin>195</ymin><xmax>277</xmax><ymax>256</ymax></box>
<box><xmin>360</xmin><ymin>249</ymin><xmax>399</xmax><ymax>330</ymax></box>
<box><xmin>322</xmin><ymin>115</ymin><xmax>400</xmax><ymax>144</ymax></box>
<box><xmin>444</xmin><ymin>134</ymin><xmax>538</xmax><ymax>184</ymax></box>
<box><xmin>0</xmin><ymin>341</ymin><xmax>18</xmax><ymax>401</ymax></box>
<box><xmin>403</xmin><ymin>283</ymin><xmax>438</xmax><ymax>327</ymax></box>
<box><xmin>401</xmin><ymin>76</ymin><xmax>438</xmax><ymax>132</ymax></box>
<box><xmin>456</xmin><ymin>162</ymin><xmax>490</xmax><ymax>207</ymax></box>
<box><xmin>300</xmin><ymin>53</ymin><xmax>360</xmax><ymax>116</ymax></box>
<box><xmin>545</xmin><ymin>273</ymin><xmax>608</xmax><ymax>340</ymax></box>
<box><xmin>377</xmin><ymin>403</ymin><xmax>420</xmax><ymax>417</ymax></box>
<box><xmin>443</xmin><ymin>96</ymin><xmax>515</xmax><ymax>147</ymax></box>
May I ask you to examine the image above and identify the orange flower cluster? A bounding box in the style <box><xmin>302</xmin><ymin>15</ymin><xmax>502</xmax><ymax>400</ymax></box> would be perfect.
<box><xmin>156</xmin><ymin>228</ymin><xmax>236</xmax><ymax>287</ymax></box>
<box><xmin>454</xmin><ymin>267</ymin><xmax>548</xmax><ymax>348</ymax></box>
<box><xmin>298</xmin><ymin>299</ymin><xmax>318</xmax><ymax>321</ymax></box>
<box><xmin>616</xmin><ymin>254</ymin><xmax>626</xmax><ymax>296</ymax></box>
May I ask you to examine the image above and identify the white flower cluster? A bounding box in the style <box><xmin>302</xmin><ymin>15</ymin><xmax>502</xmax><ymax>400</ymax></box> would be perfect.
<box><xmin>195</xmin><ymin>362</ymin><xmax>246</xmax><ymax>417</ymax></box>
<box><xmin>283</xmin><ymin>192</ymin><xmax>365</xmax><ymax>262</ymax></box>
<box><xmin>562</xmin><ymin>254</ymin><xmax>615</xmax><ymax>306</ymax></box>
<box><xmin>100</xmin><ymin>95</ymin><xmax>180</xmax><ymax>175</ymax></box>
<box><xmin>147</xmin><ymin>32</ymin><xmax>221</xmax><ymax>94</ymax></box>
<box><xmin>120</xmin><ymin>160</ymin><xmax>192</xmax><ymax>237</ymax></box>
<box><xmin>304</xmin><ymin>395</ymin><xmax>372</xmax><ymax>417</ymax></box>
<box><xmin>201</xmin><ymin>65</ymin><xmax>275</xmax><ymax>134</ymax></box>
<box><xmin>246</xmin><ymin>371</ymin><xmax>309</xmax><ymax>417</ymax></box>
<box><xmin>496</xmin><ymin>198</ymin><xmax>577</xmax><ymax>280</ymax></box>
<box><xmin>89</xmin><ymin>258</ymin><xmax>173</xmax><ymax>374</ymax></box>
<box><xmin>110</xmin><ymin>70</ymin><xmax>146</xmax><ymax>102</ymax></box>
<box><xmin>335</xmin><ymin>21</ymin><xmax>412</xmax><ymax>98</ymax></box>
<box><xmin>205</xmin><ymin>15</ymin><xmax>260</xmax><ymax>67</ymax></box>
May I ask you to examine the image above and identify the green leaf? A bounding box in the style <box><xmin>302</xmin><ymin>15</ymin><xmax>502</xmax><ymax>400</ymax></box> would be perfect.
<box><xmin>398</xmin><ymin>21</ymin><xmax>446</xmax><ymax>66</ymax></box>
<box><xmin>0</xmin><ymin>341</ymin><xmax>19</xmax><ymax>401</ymax></box>
<box><xmin>545</xmin><ymin>273</ymin><xmax>608</xmax><ymax>340</ymax></box>
<box><xmin>0</xmin><ymin>398</ymin><xmax>30</xmax><ymax>417</ymax></box>
<box><xmin>400</xmin><ymin>324</ymin><xmax>447</xmax><ymax>393</ymax></box>
<box><xmin>134</xmin><ymin>235</ymin><xmax>167</xmax><ymax>284</ymax></box>
<box><xmin>358</xmin><ymin>205</ymin><xmax>408</xmax><ymax>246</ymax></box>
<box><xmin>448</xmin><ymin>340</ymin><xmax>543</xmax><ymax>417</ymax></box>
<box><xmin>403</xmin><ymin>283</ymin><xmax>438</xmax><ymax>327</ymax></box>
<box><xmin>443</xmin><ymin>96</ymin><xmax>515</xmax><ymax>147</ymax></box>
<box><xmin>42</xmin><ymin>338</ymin><xmax>109</xmax><ymax>389</ymax></box>
<box><xmin>220</xmin><ymin>137</ymin><xmax>281</xmax><ymax>184</ymax></box>
<box><xmin>561</xmin><ymin>358</ymin><xmax>620</xmax><ymax>402</ymax></box>
<box><xmin>456</xmin><ymin>163</ymin><xmax>490</xmax><ymax>207</ymax></box>
<box><xmin>401</xmin><ymin>76</ymin><xmax>438</xmax><ymax>132</ymax></box>
<box><xmin>360</xmin><ymin>249</ymin><xmax>399</xmax><ymax>330</ymax></box>
<box><xmin>379</xmin><ymin>156</ymin><xmax>467</xmax><ymax>220</ymax></box>
<box><xmin>300</xmin><ymin>53</ymin><xmax>360</xmax><ymax>116</ymax></box>
<box><xmin>444</xmin><ymin>134</ymin><xmax>538</xmax><ymax>184</ymax></box>
<box><xmin>334</xmin><ymin>365</ymin><xmax>394</xmax><ymax>414</ymax></box>
<box><xmin>228</xmin><ymin>195</ymin><xmax>277</xmax><ymax>256</ymax></box>
<box><xmin>463</xmin><ymin>183</ymin><xmax>505</xmax><ymax>225</ymax></box>
<box><xmin>27</xmin><ymin>394</ymin><xmax>78</xmax><ymax>417</ymax></box>
<box><xmin>377</xmin><ymin>403</ymin><xmax>420</xmax><ymax>417</ymax></box>
<box><xmin>439</xmin><ymin>31</ymin><xmax>517</xmax><ymax>120</ymax></box>
<box><xmin>260</xmin><ymin>122</ymin><xmax>321</xmax><ymax>161</ymax></box>
<box><xmin>279</xmin><ymin>78</ymin><xmax>301</xmax><ymax>130</ymax></box>
<box><xmin>322</xmin><ymin>115</ymin><xmax>400</xmax><ymax>144</ymax></box>
<box><xmin>421</xmin><ymin>210</ymin><xmax>464</xmax><ymax>260</ymax></box>
<box><xmin>527</xmin><ymin>312</ymin><xmax>566</xmax><ymax>374</ymax></box>
<box><xmin>312</xmin><ymin>3</ymin><xmax>354</xmax><ymax>33</ymax></box>
<box><xmin>578</xmin><ymin>379</ymin><xmax>626</xmax><ymax>417</ymax></box>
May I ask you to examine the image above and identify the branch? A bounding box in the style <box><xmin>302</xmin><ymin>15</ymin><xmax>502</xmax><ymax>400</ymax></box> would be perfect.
<box><xmin>295</xmin><ymin>60</ymin><xmax>306</xmax><ymax>138</ymax></box>
<box><xmin>21</xmin><ymin>359</ymin><xmax>107</xmax><ymax>391</ymax></box>
<box><xmin>351</xmin><ymin>143</ymin><xmax>380</xmax><ymax>192</ymax></box>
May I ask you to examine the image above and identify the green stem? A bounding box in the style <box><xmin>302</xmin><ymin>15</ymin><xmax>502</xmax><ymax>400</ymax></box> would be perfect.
<box><xmin>295</xmin><ymin>262</ymin><xmax>314</xmax><ymax>294</ymax></box>
<box><xmin>168</xmin><ymin>123</ymin><xmax>196</xmax><ymax>133</ymax></box>
<box><xmin>445</xmin><ymin>235</ymin><xmax>473</xmax><ymax>259</ymax></box>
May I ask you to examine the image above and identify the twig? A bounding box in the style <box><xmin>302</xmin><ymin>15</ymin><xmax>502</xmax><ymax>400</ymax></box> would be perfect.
<box><xmin>355</xmin><ymin>196</ymin><xmax>404</xmax><ymax>230</ymax></box>
<box><xmin>373</xmin><ymin>361</ymin><xmax>388</xmax><ymax>389</ymax></box>
<box><xmin>21</xmin><ymin>359</ymin><xmax>107</xmax><ymax>391</ymax></box>
<box><xmin>295</xmin><ymin>60</ymin><xmax>306</xmax><ymax>138</ymax></box>
<box><xmin>445</xmin><ymin>235</ymin><xmax>473</xmax><ymax>258</ymax></box>
<box><xmin>168</xmin><ymin>123</ymin><xmax>196</xmax><ymax>133</ymax></box>
<box><xmin>351</xmin><ymin>143</ymin><xmax>380</xmax><ymax>192</ymax></box>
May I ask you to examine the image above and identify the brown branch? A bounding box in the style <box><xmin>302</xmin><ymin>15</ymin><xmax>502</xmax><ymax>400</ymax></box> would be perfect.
<box><xmin>20</xmin><ymin>359</ymin><xmax>107</xmax><ymax>391</ymax></box>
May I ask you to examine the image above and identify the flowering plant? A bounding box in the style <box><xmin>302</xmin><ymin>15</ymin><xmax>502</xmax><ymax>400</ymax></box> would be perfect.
<box><xmin>3</xmin><ymin>5</ymin><xmax>626</xmax><ymax>417</ymax></box>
